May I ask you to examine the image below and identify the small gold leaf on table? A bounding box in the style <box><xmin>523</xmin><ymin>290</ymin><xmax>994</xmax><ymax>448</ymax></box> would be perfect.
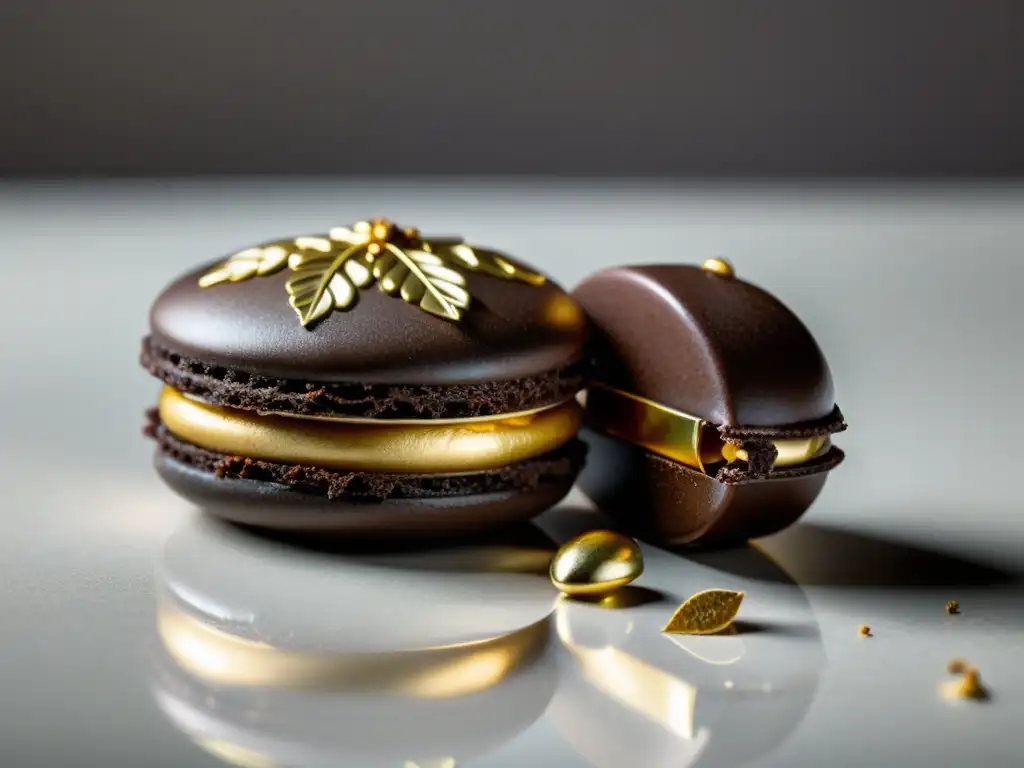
<box><xmin>662</xmin><ymin>589</ymin><xmax>745</xmax><ymax>635</ymax></box>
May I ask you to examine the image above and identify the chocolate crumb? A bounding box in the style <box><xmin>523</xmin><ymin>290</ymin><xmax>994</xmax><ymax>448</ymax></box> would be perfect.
<box><xmin>947</xmin><ymin>659</ymin><xmax>967</xmax><ymax>675</ymax></box>
<box><xmin>946</xmin><ymin>600</ymin><xmax>960</xmax><ymax>615</ymax></box>
<box><xmin>946</xmin><ymin>667</ymin><xmax>987</xmax><ymax>704</ymax></box>
<box><xmin>958</xmin><ymin>668</ymin><xmax>988</xmax><ymax>700</ymax></box>
<box><xmin>858</xmin><ymin>624</ymin><xmax>871</xmax><ymax>637</ymax></box>
<box><xmin>941</xmin><ymin>661</ymin><xmax>989</xmax><ymax>701</ymax></box>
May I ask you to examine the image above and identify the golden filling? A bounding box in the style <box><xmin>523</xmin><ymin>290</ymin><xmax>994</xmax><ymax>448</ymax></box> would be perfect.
<box><xmin>584</xmin><ymin>384</ymin><xmax>830</xmax><ymax>474</ymax></box>
<box><xmin>157</xmin><ymin>386</ymin><xmax>581</xmax><ymax>474</ymax></box>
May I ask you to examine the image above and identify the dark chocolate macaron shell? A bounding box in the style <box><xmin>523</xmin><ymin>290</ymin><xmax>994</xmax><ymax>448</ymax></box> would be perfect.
<box><xmin>151</xmin><ymin>427</ymin><xmax>584</xmax><ymax>536</ymax></box>
<box><xmin>141</xmin><ymin>224</ymin><xmax>588</xmax><ymax>534</ymax></box>
<box><xmin>572</xmin><ymin>263</ymin><xmax>846</xmax><ymax>546</ymax></box>
<box><xmin>142</xmin><ymin>257</ymin><xmax>587</xmax><ymax>420</ymax></box>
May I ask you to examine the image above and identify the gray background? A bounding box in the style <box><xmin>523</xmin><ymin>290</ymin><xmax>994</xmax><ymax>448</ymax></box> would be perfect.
<box><xmin>2</xmin><ymin>0</ymin><xmax>1023</xmax><ymax>176</ymax></box>
<box><xmin>0</xmin><ymin>179</ymin><xmax>1021</xmax><ymax>766</ymax></box>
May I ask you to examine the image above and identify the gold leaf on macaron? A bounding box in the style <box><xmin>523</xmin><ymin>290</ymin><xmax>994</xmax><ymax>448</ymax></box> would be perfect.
<box><xmin>441</xmin><ymin>243</ymin><xmax>547</xmax><ymax>286</ymax></box>
<box><xmin>662</xmin><ymin>589</ymin><xmax>745</xmax><ymax>635</ymax></box>
<box><xmin>198</xmin><ymin>219</ymin><xmax>546</xmax><ymax>327</ymax></box>
<box><xmin>198</xmin><ymin>245</ymin><xmax>290</xmax><ymax>287</ymax></box>
<box><xmin>285</xmin><ymin>242</ymin><xmax>365</xmax><ymax>327</ymax></box>
<box><xmin>380</xmin><ymin>244</ymin><xmax>469</xmax><ymax>321</ymax></box>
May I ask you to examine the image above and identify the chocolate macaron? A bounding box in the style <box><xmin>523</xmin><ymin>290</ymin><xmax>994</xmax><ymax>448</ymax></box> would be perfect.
<box><xmin>141</xmin><ymin>218</ymin><xmax>588</xmax><ymax>535</ymax></box>
<box><xmin>572</xmin><ymin>259</ymin><xmax>846</xmax><ymax>546</ymax></box>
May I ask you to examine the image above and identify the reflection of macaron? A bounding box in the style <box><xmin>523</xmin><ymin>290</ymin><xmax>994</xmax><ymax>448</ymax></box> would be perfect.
<box><xmin>141</xmin><ymin>218</ymin><xmax>588</xmax><ymax>534</ymax></box>
<box><xmin>572</xmin><ymin>261</ymin><xmax>847</xmax><ymax>546</ymax></box>
<box><xmin>150</xmin><ymin>517</ymin><xmax>561</xmax><ymax>767</ymax></box>
<box><xmin>549</xmin><ymin>550</ymin><xmax>824</xmax><ymax>768</ymax></box>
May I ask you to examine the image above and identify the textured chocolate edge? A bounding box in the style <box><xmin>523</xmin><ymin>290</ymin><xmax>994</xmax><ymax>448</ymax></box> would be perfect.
<box><xmin>718</xmin><ymin>405</ymin><xmax>848</xmax><ymax>440</ymax></box>
<box><xmin>141</xmin><ymin>336</ymin><xmax>587</xmax><ymax>420</ymax></box>
<box><xmin>715</xmin><ymin>405</ymin><xmax>846</xmax><ymax>480</ymax></box>
<box><xmin>145</xmin><ymin>408</ymin><xmax>586</xmax><ymax>501</ymax></box>
<box><xmin>715</xmin><ymin>445</ymin><xmax>845</xmax><ymax>485</ymax></box>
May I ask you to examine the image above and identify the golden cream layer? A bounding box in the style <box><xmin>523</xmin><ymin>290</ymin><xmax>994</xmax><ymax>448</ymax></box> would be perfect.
<box><xmin>158</xmin><ymin>386</ymin><xmax>581</xmax><ymax>474</ymax></box>
<box><xmin>585</xmin><ymin>384</ymin><xmax>829</xmax><ymax>473</ymax></box>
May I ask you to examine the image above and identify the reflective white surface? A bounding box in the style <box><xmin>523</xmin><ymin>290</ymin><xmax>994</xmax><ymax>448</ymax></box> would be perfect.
<box><xmin>0</xmin><ymin>180</ymin><xmax>1022</xmax><ymax>767</ymax></box>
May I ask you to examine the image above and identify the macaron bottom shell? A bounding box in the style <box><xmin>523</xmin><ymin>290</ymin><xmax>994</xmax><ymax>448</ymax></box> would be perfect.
<box><xmin>577</xmin><ymin>427</ymin><xmax>834</xmax><ymax>547</ymax></box>
<box><xmin>155</xmin><ymin>451</ymin><xmax>580</xmax><ymax>537</ymax></box>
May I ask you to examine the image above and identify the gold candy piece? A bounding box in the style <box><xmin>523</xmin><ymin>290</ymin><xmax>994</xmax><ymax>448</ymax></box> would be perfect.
<box><xmin>549</xmin><ymin>531</ymin><xmax>644</xmax><ymax>598</ymax></box>
<box><xmin>662</xmin><ymin>589</ymin><xmax>745</xmax><ymax>635</ymax></box>
<box><xmin>198</xmin><ymin>218</ymin><xmax>547</xmax><ymax>328</ymax></box>
<box><xmin>701</xmin><ymin>257</ymin><xmax>735</xmax><ymax>278</ymax></box>
<box><xmin>858</xmin><ymin>624</ymin><xmax>872</xmax><ymax>637</ymax></box>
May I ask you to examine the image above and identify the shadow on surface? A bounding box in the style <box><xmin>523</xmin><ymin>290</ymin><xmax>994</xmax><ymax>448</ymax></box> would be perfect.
<box><xmin>728</xmin><ymin>619</ymin><xmax>820</xmax><ymax>638</ymax></box>
<box><xmin>547</xmin><ymin>506</ymin><xmax>1018</xmax><ymax>589</ymax></box>
<box><xmin>749</xmin><ymin>522</ymin><xmax>1018</xmax><ymax>588</ymax></box>
<box><xmin>227</xmin><ymin>516</ymin><xmax>558</xmax><ymax>555</ymax></box>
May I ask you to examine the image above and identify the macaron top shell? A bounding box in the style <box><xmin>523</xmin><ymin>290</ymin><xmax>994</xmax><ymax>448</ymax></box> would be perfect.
<box><xmin>572</xmin><ymin>264</ymin><xmax>836</xmax><ymax>429</ymax></box>
<box><xmin>150</xmin><ymin>257</ymin><xmax>587</xmax><ymax>386</ymax></box>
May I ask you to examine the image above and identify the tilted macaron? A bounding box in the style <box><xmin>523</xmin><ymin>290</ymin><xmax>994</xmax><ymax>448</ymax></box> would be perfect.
<box><xmin>572</xmin><ymin>259</ymin><xmax>847</xmax><ymax>546</ymax></box>
<box><xmin>141</xmin><ymin>218</ymin><xmax>588</xmax><ymax>535</ymax></box>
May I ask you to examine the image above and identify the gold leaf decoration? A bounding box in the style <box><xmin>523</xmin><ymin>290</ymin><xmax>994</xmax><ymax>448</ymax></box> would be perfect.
<box><xmin>662</xmin><ymin>589</ymin><xmax>745</xmax><ymax>635</ymax></box>
<box><xmin>441</xmin><ymin>243</ymin><xmax>547</xmax><ymax>286</ymax></box>
<box><xmin>197</xmin><ymin>218</ymin><xmax>546</xmax><ymax>328</ymax></box>
<box><xmin>284</xmin><ymin>243</ymin><xmax>366</xmax><ymax>327</ymax></box>
<box><xmin>198</xmin><ymin>245</ymin><xmax>290</xmax><ymax>287</ymax></box>
<box><xmin>380</xmin><ymin>243</ymin><xmax>470</xmax><ymax>320</ymax></box>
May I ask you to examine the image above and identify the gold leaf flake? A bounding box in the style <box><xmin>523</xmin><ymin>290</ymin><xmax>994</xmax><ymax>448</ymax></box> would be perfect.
<box><xmin>946</xmin><ymin>600</ymin><xmax>960</xmax><ymax>615</ymax></box>
<box><xmin>662</xmin><ymin>589</ymin><xmax>745</xmax><ymax>635</ymax></box>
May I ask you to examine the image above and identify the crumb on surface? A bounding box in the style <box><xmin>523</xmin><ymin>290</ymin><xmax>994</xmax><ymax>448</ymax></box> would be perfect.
<box><xmin>946</xmin><ymin>666</ymin><xmax>988</xmax><ymax>701</ymax></box>
<box><xmin>959</xmin><ymin>668</ymin><xmax>987</xmax><ymax>699</ymax></box>
<box><xmin>947</xmin><ymin>658</ymin><xmax>967</xmax><ymax>675</ymax></box>
<box><xmin>946</xmin><ymin>600</ymin><xmax>960</xmax><ymax>615</ymax></box>
<box><xmin>858</xmin><ymin>624</ymin><xmax>871</xmax><ymax>637</ymax></box>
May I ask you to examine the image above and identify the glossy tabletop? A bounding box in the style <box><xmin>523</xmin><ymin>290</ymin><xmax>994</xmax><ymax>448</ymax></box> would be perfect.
<box><xmin>1</xmin><ymin>180</ymin><xmax>1022</xmax><ymax>767</ymax></box>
